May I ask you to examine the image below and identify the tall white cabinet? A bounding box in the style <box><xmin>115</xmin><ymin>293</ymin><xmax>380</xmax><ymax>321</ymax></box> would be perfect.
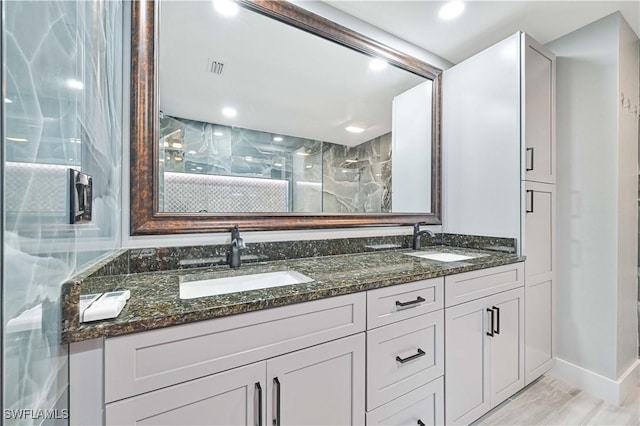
<box><xmin>443</xmin><ymin>32</ymin><xmax>556</xmax><ymax>391</ymax></box>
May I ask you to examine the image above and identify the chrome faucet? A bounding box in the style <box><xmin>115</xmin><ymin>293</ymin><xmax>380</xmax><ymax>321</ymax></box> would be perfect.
<box><xmin>412</xmin><ymin>223</ymin><xmax>435</xmax><ymax>250</ymax></box>
<box><xmin>228</xmin><ymin>225</ymin><xmax>246</xmax><ymax>268</ymax></box>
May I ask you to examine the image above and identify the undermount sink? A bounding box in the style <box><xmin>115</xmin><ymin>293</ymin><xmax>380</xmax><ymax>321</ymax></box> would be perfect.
<box><xmin>179</xmin><ymin>270</ymin><xmax>314</xmax><ymax>300</ymax></box>
<box><xmin>404</xmin><ymin>252</ymin><xmax>477</xmax><ymax>262</ymax></box>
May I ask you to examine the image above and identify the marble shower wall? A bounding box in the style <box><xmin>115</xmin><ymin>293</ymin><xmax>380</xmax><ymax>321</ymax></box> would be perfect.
<box><xmin>322</xmin><ymin>133</ymin><xmax>392</xmax><ymax>213</ymax></box>
<box><xmin>2</xmin><ymin>1</ymin><xmax>122</xmax><ymax>423</ymax></box>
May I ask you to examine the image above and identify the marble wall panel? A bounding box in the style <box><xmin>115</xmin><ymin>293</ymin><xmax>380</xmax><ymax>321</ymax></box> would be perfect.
<box><xmin>322</xmin><ymin>133</ymin><xmax>392</xmax><ymax>213</ymax></box>
<box><xmin>2</xmin><ymin>1</ymin><xmax>123</xmax><ymax>422</ymax></box>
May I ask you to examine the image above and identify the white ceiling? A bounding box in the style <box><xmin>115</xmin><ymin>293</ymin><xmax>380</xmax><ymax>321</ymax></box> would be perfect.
<box><xmin>159</xmin><ymin>1</ymin><xmax>426</xmax><ymax>147</ymax></box>
<box><xmin>326</xmin><ymin>0</ymin><xmax>640</xmax><ymax>64</ymax></box>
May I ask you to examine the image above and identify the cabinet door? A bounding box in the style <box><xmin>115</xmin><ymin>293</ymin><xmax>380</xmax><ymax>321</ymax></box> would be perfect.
<box><xmin>488</xmin><ymin>288</ymin><xmax>525</xmax><ymax>407</ymax></box>
<box><xmin>523</xmin><ymin>182</ymin><xmax>555</xmax><ymax>280</ymax></box>
<box><xmin>105</xmin><ymin>361</ymin><xmax>266</xmax><ymax>426</ymax></box>
<box><xmin>445</xmin><ymin>297</ymin><xmax>490</xmax><ymax>425</ymax></box>
<box><xmin>524</xmin><ymin>181</ymin><xmax>555</xmax><ymax>384</ymax></box>
<box><xmin>266</xmin><ymin>333</ymin><xmax>365</xmax><ymax>426</ymax></box>
<box><xmin>523</xmin><ymin>35</ymin><xmax>555</xmax><ymax>184</ymax></box>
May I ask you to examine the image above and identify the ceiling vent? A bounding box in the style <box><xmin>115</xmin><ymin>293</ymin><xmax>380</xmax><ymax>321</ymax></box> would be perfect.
<box><xmin>207</xmin><ymin>58</ymin><xmax>225</xmax><ymax>75</ymax></box>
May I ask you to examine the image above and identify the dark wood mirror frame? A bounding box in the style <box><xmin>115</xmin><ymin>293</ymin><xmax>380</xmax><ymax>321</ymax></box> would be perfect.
<box><xmin>130</xmin><ymin>0</ymin><xmax>442</xmax><ymax>235</ymax></box>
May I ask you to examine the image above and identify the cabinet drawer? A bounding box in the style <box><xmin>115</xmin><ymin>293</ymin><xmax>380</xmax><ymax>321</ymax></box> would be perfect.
<box><xmin>367</xmin><ymin>278</ymin><xmax>443</xmax><ymax>329</ymax></box>
<box><xmin>105</xmin><ymin>292</ymin><xmax>365</xmax><ymax>403</ymax></box>
<box><xmin>445</xmin><ymin>263</ymin><xmax>524</xmax><ymax>307</ymax></box>
<box><xmin>367</xmin><ymin>310</ymin><xmax>444</xmax><ymax>410</ymax></box>
<box><xmin>366</xmin><ymin>377</ymin><xmax>444</xmax><ymax>426</ymax></box>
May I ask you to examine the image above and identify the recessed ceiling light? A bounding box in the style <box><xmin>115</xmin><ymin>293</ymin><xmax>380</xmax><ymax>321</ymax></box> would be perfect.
<box><xmin>4</xmin><ymin>98</ymin><xmax>12</xmax><ymax>104</ymax></box>
<box><xmin>214</xmin><ymin>131</ymin><xmax>224</xmax><ymax>136</ymax></box>
<box><xmin>273</xmin><ymin>136</ymin><xmax>283</xmax><ymax>142</ymax></box>
<box><xmin>439</xmin><ymin>1</ymin><xmax>465</xmax><ymax>20</ymax></box>
<box><xmin>369</xmin><ymin>58</ymin><xmax>388</xmax><ymax>71</ymax></box>
<box><xmin>66</xmin><ymin>78</ymin><xmax>84</xmax><ymax>90</ymax></box>
<box><xmin>345</xmin><ymin>125</ymin><xmax>365</xmax><ymax>134</ymax></box>
<box><xmin>222</xmin><ymin>107</ymin><xmax>237</xmax><ymax>118</ymax></box>
<box><xmin>6</xmin><ymin>137</ymin><xmax>28</xmax><ymax>142</ymax></box>
<box><xmin>213</xmin><ymin>0</ymin><xmax>239</xmax><ymax>17</ymax></box>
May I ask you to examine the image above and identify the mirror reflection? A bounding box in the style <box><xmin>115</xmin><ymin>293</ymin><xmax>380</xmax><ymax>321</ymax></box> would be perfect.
<box><xmin>158</xmin><ymin>0</ymin><xmax>433</xmax><ymax>214</ymax></box>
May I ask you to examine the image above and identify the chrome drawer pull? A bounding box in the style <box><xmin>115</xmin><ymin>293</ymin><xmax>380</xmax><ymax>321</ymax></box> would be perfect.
<box><xmin>396</xmin><ymin>348</ymin><xmax>426</xmax><ymax>364</ymax></box>
<box><xmin>395</xmin><ymin>296</ymin><xmax>426</xmax><ymax>309</ymax></box>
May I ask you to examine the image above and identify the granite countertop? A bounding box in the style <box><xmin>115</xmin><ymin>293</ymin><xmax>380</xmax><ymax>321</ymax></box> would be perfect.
<box><xmin>61</xmin><ymin>246</ymin><xmax>524</xmax><ymax>343</ymax></box>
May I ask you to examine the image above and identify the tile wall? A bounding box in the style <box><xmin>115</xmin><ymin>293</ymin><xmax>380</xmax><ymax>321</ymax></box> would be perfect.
<box><xmin>2</xmin><ymin>1</ymin><xmax>123</xmax><ymax>422</ymax></box>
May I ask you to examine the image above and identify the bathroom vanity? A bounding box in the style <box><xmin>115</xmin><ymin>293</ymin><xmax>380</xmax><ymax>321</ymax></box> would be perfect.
<box><xmin>64</xmin><ymin>242</ymin><xmax>525</xmax><ymax>426</ymax></box>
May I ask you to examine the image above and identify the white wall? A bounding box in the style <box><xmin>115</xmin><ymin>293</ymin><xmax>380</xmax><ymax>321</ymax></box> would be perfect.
<box><xmin>546</xmin><ymin>12</ymin><xmax>638</xmax><ymax>384</ymax></box>
<box><xmin>616</xmin><ymin>14</ymin><xmax>640</xmax><ymax>378</ymax></box>
<box><xmin>123</xmin><ymin>1</ymin><xmax>448</xmax><ymax>248</ymax></box>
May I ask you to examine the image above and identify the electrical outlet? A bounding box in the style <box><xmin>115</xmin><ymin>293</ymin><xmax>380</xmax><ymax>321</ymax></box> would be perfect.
<box><xmin>69</xmin><ymin>169</ymin><xmax>93</xmax><ymax>224</ymax></box>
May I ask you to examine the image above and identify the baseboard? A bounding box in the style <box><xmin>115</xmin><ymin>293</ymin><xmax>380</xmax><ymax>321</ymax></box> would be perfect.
<box><xmin>549</xmin><ymin>357</ymin><xmax>640</xmax><ymax>406</ymax></box>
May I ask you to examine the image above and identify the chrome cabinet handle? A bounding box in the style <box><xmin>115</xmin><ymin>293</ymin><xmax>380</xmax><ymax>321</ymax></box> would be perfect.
<box><xmin>526</xmin><ymin>147</ymin><xmax>534</xmax><ymax>171</ymax></box>
<box><xmin>396</xmin><ymin>348</ymin><xmax>426</xmax><ymax>364</ymax></box>
<box><xmin>487</xmin><ymin>308</ymin><xmax>495</xmax><ymax>336</ymax></box>
<box><xmin>395</xmin><ymin>296</ymin><xmax>426</xmax><ymax>309</ymax></box>
<box><xmin>417</xmin><ymin>420</ymin><xmax>425</xmax><ymax>426</ymax></box>
<box><xmin>255</xmin><ymin>382</ymin><xmax>263</xmax><ymax>426</ymax></box>
<box><xmin>493</xmin><ymin>306</ymin><xmax>500</xmax><ymax>335</ymax></box>
<box><xmin>272</xmin><ymin>378</ymin><xmax>280</xmax><ymax>426</ymax></box>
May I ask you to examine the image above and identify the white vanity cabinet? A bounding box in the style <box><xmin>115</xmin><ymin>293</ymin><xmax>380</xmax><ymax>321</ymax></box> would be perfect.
<box><xmin>524</xmin><ymin>181</ymin><xmax>556</xmax><ymax>384</ymax></box>
<box><xmin>443</xmin><ymin>30</ymin><xmax>556</xmax><ymax>391</ymax></box>
<box><xmin>365</xmin><ymin>278</ymin><xmax>445</xmax><ymax>426</ymax></box>
<box><xmin>444</xmin><ymin>265</ymin><xmax>525</xmax><ymax>425</ymax></box>
<box><xmin>72</xmin><ymin>293</ymin><xmax>366</xmax><ymax>426</ymax></box>
<box><xmin>106</xmin><ymin>334</ymin><xmax>365</xmax><ymax>426</ymax></box>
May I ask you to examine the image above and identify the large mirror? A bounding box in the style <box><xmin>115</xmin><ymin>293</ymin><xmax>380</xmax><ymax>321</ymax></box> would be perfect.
<box><xmin>130</xmin><ymin>0</ymin><xmax>442</xmax><ymax>234</ymax></box>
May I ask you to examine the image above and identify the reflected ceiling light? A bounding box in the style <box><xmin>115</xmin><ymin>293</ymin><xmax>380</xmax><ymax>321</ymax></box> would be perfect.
<box><xmin>188</xmin><ymin>150</ymin><xmax>197</xmax><ymax>155</ymax></box>
<box><xmin>6</xmin><ymin>137</ymin><xmax>28</xmax><ymax>142</ymax></box>
<box><xmin>273</xmin><ymin>136</ymin><xmax>283</xmax><ymax>142</ymax></box>
<box><xmin>196</xmin><ymin>166</ymin><xmax>203</xmax><ymax>170</ymax></box>
<box><xmin>4</xmin><ymin>98</ymin><xmax>12</xmax><ymax>103</ymax></box>
<box><xmin>213</xmin><ymin>0</ymin><xmax>239</xmax><ymax>17</ymax></box>
<box><xmin>222</xmin><ymin>107</ymin><xmax>237</xmax><ymax>118</ymax></box>
<box><xmin>369</xmin><ymin>58</ymin><xmax>388</xmax><ymax>71</ymax></box>
<box><xmin>163</xmin><ymin>141</ymin><xmax>169</xmax><ymax>147</ymax></box>
<box><xmin>345</xmin><ymin>159</ymin><xmax>358</xmax><ymax>163</ymax></box>
<box><xmin>245</xmin><ymin>156</ymin><xmax>253</xmax><ymax>162</ymax></box>
<box><xmin>171</xmin><ymin>142</ymin><xmax>183</xmax><ymax>149</ymax></box>
<box><xmin>296</xmin><ymin>151</ymin><xmax>310</xmax><ymax>156</ymax></box>
<box><xmin>174</xmin><ymin>156</ymin><xmax>183</xmax><ymax>161</ymax></box>
<box><xmin>345</xmin><ymin>125</ymin><xmax>365</xmax><ymax>133</ymax></box>
<box><xmin>305</xmin><ymin>165</ymin><xmax>313</xmax><ymax>169</ymax></box>
<box><xmin>66</xmin><ymin>78</ymin><xmax>84</xmax><ymax>90</ymax></box>
<box><xmin>214</xmin><ymin>131</ymin><xmax>224</xmax><ymax>136</ymax></box>
<box><xmin>439</xmin><ymin>1</ymin><xmax>465</xmax><ymax>20</ymax></box>
<box><xmin>273</xmin><ymin>162</ymin><xmax>283</xmax><ymax>167</ymax></box>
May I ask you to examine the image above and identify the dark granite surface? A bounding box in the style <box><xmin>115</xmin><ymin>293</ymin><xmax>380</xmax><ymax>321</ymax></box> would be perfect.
<box><xmin>62</xmin><ymin>245</ymin><xmax>524</xmax><ymax>343</ymax></box>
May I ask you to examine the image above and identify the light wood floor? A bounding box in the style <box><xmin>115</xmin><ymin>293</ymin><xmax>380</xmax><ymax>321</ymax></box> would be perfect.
<box><xmin>474</xmin><ymin>375</ymin><xmax>640</xmax><ymax>425</ymax></box>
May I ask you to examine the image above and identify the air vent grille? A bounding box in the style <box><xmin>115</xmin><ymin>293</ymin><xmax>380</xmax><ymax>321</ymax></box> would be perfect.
<box><xmin>207</xmin><ymin>58</ymin><xmax>225</xmax><ymax>75</ymax></box>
